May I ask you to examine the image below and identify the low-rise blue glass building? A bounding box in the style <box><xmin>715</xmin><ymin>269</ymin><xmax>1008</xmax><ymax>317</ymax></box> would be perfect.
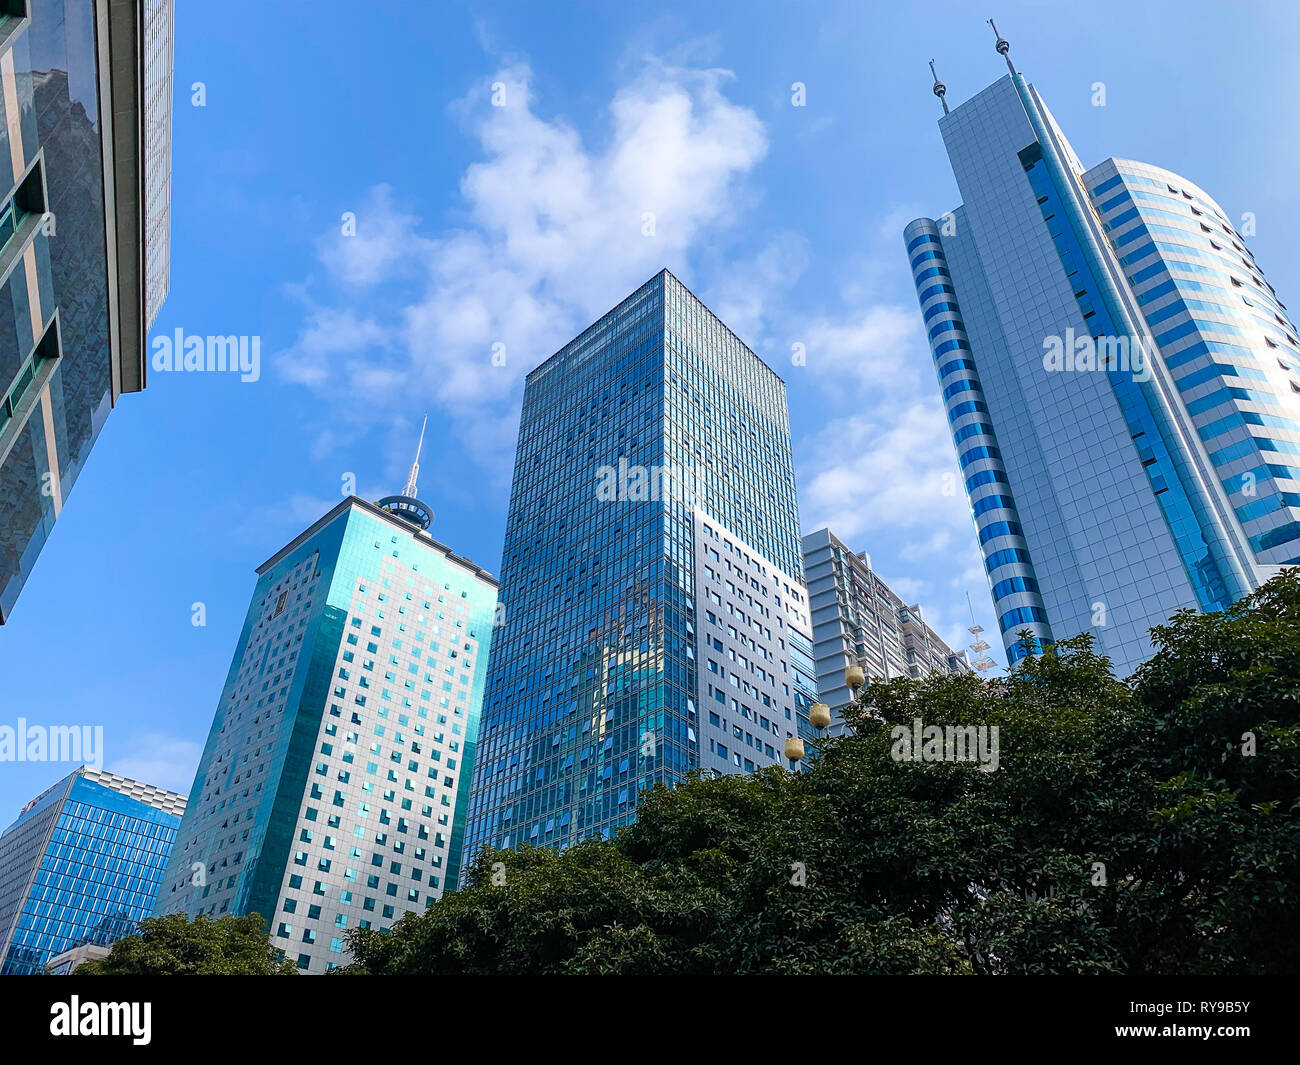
<box><xmin>0</xmin><ymin>766</ymin><xmax>185</xmax><ymax>974</ymax></box>
<box><xmin>907</xmin><ymin>40</ymin><xmax>1299</xmax><ymax>673</ymax></box>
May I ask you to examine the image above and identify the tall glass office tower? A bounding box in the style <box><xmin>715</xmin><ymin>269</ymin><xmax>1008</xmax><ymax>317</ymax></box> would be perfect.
<box><xmin>465</xmin><ymin>270</ymin><xmax>817</xmax><ymax>857</ymax></box>
<box><xmin>155</xmin><ymin>456</ymin><xmax>497</xmax><ymax>973</ymax></box>
<box><xmin>907</xmin><ymin>39</ymin><xmax>1296</xmax><ymax>673</ymax></box>
<box><xmin>0</xmin><ymin>766</ymin><xmax>185</xmax><ymax>975</ymax></box>
<box><xmin>0</xmin><ymin>0</ymin><xmax>174</xmax><ymax>623</ymax></box>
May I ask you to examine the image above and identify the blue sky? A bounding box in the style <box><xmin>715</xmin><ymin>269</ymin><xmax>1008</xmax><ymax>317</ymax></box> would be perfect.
<box><xmin>2</xmin><ymin>0</ymin><xmax>1298</xmax><ymax>816</ymax></box>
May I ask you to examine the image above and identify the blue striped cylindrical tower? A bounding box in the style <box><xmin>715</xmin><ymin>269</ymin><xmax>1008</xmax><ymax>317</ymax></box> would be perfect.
<box><xmin>905</xmin><ymin>217</ymin><xmax>1053</xmax><ymax>663</ymax></box>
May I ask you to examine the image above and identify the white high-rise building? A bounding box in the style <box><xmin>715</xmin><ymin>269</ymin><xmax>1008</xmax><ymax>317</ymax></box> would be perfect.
<box><xmin>802</xmin><ymin>528</ymin><xmax>969</xmax><ymax>729</ymax></box>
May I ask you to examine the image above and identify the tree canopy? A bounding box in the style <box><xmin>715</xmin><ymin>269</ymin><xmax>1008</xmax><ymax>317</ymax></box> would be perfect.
<box><xmin>340</xmin><ymin>570</ymin><xmax>1300</xmax><ymax>975</ymax></box>
<box><xmin>75</xmin><ymin>913</ymin><xmax>297</xmax><ymax>975</ymax></box>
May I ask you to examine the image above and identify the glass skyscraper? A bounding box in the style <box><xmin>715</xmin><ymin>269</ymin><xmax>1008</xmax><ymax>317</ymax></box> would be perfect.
<box><xmin>0</xmin><ymin>0</ymin><xmax>174</xmax><ymax>624</ymax></box>
<box><xmin>154</xmin><ymin>467</ymin><xmax>497</xmax><ymax>973</ymax></box>
<box><xmin>907</xmin><ymin>44</ymin><xmax>1296</xmax><ymax>673</ymax></box>
<box><xmin>0</xmin><ymin>766</ymin><xmax>185</xmax><ymax>975</ymax></box>
<box><xmin>465</xmin><ymin>269</ymin><xmax>817</xmax><ymax>858</ymax></box>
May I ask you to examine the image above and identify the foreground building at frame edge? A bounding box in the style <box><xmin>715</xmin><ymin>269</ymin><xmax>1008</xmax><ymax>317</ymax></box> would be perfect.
<box><xmin>0</xmin><ymin>766</ymin><xmax>185</xmax><ymax>975</ymax></box>
<box><xmin>802</xmin><ymin>527</ymin><xmax>969</xmax><ymax>730</ymax></box>
<box><xmin>154</xmin><ymin>467</ymin><xmax>497</xmax><ymax>974</ymax></box>
<box><xmin>908</xmin><ymin>43</ymin><xmax>1298</xmax><ymax>675</ymax></box>
<box><xmin>465</xmin><ymin>268</ymin><xmax>818</xmax><ymax>858</ymax></box>
<box><xmin>0</xmin><ymin>0</ymin><xmax>174</xmax><ymax>624</ymax></box>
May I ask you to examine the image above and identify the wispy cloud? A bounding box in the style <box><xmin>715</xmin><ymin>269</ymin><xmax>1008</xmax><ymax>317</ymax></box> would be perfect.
<box><xmin>784</xmin><ymin>244</ymin><xmax>1001</xmax><ymax>667</ymax></box>
<box><xmin>109</xmin><ymin>733</ymin><xmax>203</xmax><ymax>797</ymax></box>
<box><xmin>277</xmin><ymin>58</ymin><xmax>769</xmax><ymax>485</ymax></box>
<box><xmin>798</xmin><ymin>401</ymin><xmax>968</xmax><ymax>542</ymax></box>
<box><xmin>797</xmin><ymin>304</ymin><xmax>929</xmax><ymax>392</ymax></box>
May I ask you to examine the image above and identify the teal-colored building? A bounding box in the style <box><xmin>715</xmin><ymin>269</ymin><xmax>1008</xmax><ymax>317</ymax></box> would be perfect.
<box><xmin>154</xmin><ymin>481</ymin><xmax>497</xmax><ymax>973</ymax></box>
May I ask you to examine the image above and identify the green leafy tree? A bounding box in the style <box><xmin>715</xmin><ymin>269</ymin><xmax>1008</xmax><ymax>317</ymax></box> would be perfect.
<box><xmin>331</xmin><ymin>571</ymin><xmax>1295</xmax><ymax>974</ymax></box>
<box><xmin>76</xmin><ymin>913</ymin><xmax>297</xmax><ymax>975</ymax></box>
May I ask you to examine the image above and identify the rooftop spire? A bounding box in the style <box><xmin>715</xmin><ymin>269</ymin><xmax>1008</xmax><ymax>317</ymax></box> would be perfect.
<box><xmin>987</xmin><ymin>18</ymin><xmax>1016</xmax><ymax>75</ymax></box>
<box><xmin>402</xmin><ymin>414</ymin><xmax>427</xmax><ymax>499</ymax></box>
<box><xmin>376</xmin><ymin>414</ymin><xmax>434</xmax><ymax>532</ymax></box>
<box><xmin>928</xmin><ymin>59</ymin><xmax>949</xmax><ymax>115</ymax></box>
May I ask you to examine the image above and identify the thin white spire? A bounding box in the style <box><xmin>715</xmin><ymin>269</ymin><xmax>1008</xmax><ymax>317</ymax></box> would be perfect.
<box><xmin>402</xmin><ymin>414</ymin><xmax>427</xmax><ymax>499</ymax></box>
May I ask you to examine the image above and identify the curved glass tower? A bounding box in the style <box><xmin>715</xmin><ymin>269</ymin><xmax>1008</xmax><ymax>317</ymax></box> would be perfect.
<box><xmin>908</xmin><ymin>52</ymin><xmax>1294</xmax><ymax>673</ymax></box>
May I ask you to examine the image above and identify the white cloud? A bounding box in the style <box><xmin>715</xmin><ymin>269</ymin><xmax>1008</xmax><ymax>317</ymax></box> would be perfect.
<box><xmin>798</xmin><ymin>400</ymin><xmax>970</xmax><ymax>543</ymax></box>
<box><xmin>798</xmin><ymin>304</ymin><xmax>929</xmax><ymax>392</ymax></box>
<box><xmin>788</xmin><ymin>277</ymin><xmax>1003</xmax><ymax>668</ymax></box>
<box><xmin>232</xmin><ymin>491</ymin><xmax>347</xmax><ymax>548</ymax></box>
<box><xmin>276</xmin><ymin>58</ymin><xmax>769</xmax><ymax>481</ymax></box>
<box><xmin>880</xmin><ymin>574</ymin><xmax>927</xmax><ymax>602</ymax></box>
<box><xmin>316</xmin><ymin>184</ymin><xmax>434</xmax><ymax>288</ymax></box>
<box><xmin>278</xmin><ymin>301</ymin><xmax>394</xmax><ymax>394</ymax></box>
<box><xmin>704</xmin><ymin>230</ymin><xmax>812</xmax><ymax>348</ymax></box>
<box><xmin>266</xmin><ymin>54</ymin><xmax>1005</xmax><ymax>668</ymax></box>
<box><xmin>109</xmin><ymin>733</ymin><xmax>203</xmax><ymax>797</ymax></box>
<box><xmin>899</xmin><ymin>527</ymin><xmax>955</xmax><ymax>562</ymax></box>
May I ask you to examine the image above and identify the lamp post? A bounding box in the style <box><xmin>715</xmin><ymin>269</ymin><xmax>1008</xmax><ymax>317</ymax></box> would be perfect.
<box><xmin>787</xmin><ymin>665</ymin><xmax>863</xmax><ymax>764</ymax></box>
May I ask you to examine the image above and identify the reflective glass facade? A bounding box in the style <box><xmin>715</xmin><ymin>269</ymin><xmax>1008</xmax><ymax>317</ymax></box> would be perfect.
<box><xmin>0</xmin><ymin>768</ymin><xmax>184</xmax><ymax>975</ymax></box>
<box><xmin>1089</xmin><ymin>161</ymin><xmax>1300</xmax><ymax>568</ymax></box>
<box><xmin>908</xmin><ymin>73</ymin><xmax>1281</xmax><ymax>674</ymax></box>
<box><xmin>0</xmin><ymin>0</ymin><xmax>173</xmax><ymax>624</ymax></box>
<box><xmin>155</xmin><ymin>497</ymin><xmax>497</xmax><ymax>973</ymax></box>
<box><xmin>465</xmin><ymin>270</ymin><xmax>816</xmax><ymax>858</ymax></box>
